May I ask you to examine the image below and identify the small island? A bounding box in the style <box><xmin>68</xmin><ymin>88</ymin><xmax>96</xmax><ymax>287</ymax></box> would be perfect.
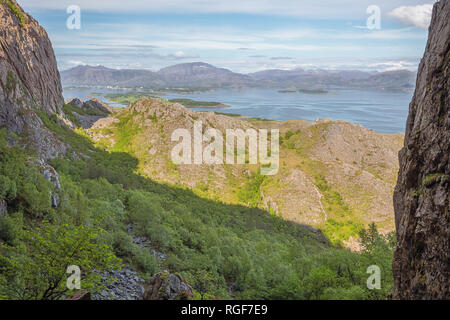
<box><xmin>278</xmin><ymin>90</ymin><xmax>297</xmax><ymax>94</ymax></box>
<box><xmin>298</xmin><ymin>89</ymin><xmax>329</xmax><ymax>94</ymax></box>
<box><xmin>104</xmin><ymin>92</ymin><xmax>160</xmax><ymax>105</ymax></box>
<box><xmin>104</xmin><ymin>93</ymin><xmax>230</xmax><ymax>108</ymax></box>
<box><xmin>169</xmin><ymin>98</ymin><xmax>230</xmax><ymax>108</ymax></box>
<box><xmin>278</xmin><ymin>89</ymin><xmax>330</xmax><ymax>94</ymax></box>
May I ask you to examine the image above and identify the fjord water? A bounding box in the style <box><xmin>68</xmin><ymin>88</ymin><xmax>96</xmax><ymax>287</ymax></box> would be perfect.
<box><xmin>63</xmin><ymin>87</ymin><xmax>413</xmax><ymax>134</ymax></box>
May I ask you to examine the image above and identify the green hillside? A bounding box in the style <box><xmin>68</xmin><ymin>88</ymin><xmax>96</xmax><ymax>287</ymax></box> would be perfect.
<box><xmin>87</xmin><ymin>98</ymin><xmax>402</xmax><ymax>246</ymax></box>
<box><xmin>0</xmin><ymin>108</ymin><xmax>395</xmax><ymax>300</ymax></box>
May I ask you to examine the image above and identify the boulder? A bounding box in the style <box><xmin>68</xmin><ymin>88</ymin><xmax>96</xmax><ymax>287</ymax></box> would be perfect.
<box><xmin>83</xmin><ymin>98</ymin><xmax>113</xmax><ymax>115</ymax></box>
<box><xmin>66</xmin><ymin>290</ymin><xmax>91</xmax><ymax>300</ymax></box>
<box><xmin>143</xmin><ymin>272</ymin><xmax>193</xmax><ymax>300</ymax></box>
<box><xmin>66</xmin><ymin>98</ymin><xmax>84</xmax><ymax>109</ymax></box>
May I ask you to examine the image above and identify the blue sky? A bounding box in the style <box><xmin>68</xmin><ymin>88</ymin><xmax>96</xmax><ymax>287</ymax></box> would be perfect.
<box><xmin>19</xmin><ymin>0</ymin><xmax>434</xmax><ymax>73</ymax></box>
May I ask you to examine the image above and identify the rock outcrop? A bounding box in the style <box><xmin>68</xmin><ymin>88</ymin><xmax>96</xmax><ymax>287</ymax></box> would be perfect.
<box><xmin>393</xmin><ymin>0</ymin><xmax>449</xmax><ymax>300</ymax></box>
<box><xmin>143</xmin><ymin>272</ymin><xmax>193</xmax><ymax>300</ymax></box>
<box><xmin>67</xmin><ymin>97</ymin><xmax>113</xmax><ymax>115</ymax></box>
<box><xmin>0</xmin><ymin>0</ymin><xmax>66</xmax><ymax>158</ymax></box>
<box><xmin>65</xmin><ymin>98</ymin><xmax>113</xmax><ymax>128</ymax></box>
<box><xmin>92</xmin><ymin>268</ymin><xmax>146</xmax><ymax>300</ymax></box>
<box><xmin>39</xmin><ymin>159</ymin><xmax>62</xmax><ymax>207</ymax></box>
<box><xmin>0</xmin><ymin>0</ymin><xmax>63</xmax><ymax>117</ymax></box>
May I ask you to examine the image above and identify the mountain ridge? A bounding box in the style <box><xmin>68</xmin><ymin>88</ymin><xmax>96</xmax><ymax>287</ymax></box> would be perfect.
<box><xmin>60</xmin><ymin>62</ymin><xmax>416</xmax><ymax>91</ymax></box>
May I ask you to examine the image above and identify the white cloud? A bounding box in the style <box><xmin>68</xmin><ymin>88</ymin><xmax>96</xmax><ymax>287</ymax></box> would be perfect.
<box><xmin>368</xmin><ymin>60</ymin><xmax>418</xmax><ymax>71</ymax></box>
<box><xmin>173</xmin><ymin>51</ymin><xmax>186</xmax><ymax>57</ymax></box>
<box><xmin>67</xmin><ymin>60</ymin><xmax>88</xmax><ymax>66</ymax></box>
<box><xmin>387</xmin><ymin>4</ymin><xmax>434</xmax><ymax>29</ymax></box>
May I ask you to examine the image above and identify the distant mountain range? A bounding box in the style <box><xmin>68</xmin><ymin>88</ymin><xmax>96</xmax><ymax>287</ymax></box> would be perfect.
<box><xmin>60</xmin><ymin>62</ymin><xmax>416</xmax><ymax>91</ymax></box>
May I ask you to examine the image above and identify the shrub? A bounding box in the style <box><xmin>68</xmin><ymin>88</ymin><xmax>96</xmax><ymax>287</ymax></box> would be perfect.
<box><xmin>0</xmin><ymin>212</ymin><xmax>22</xmax><ymax>245</ymax></box>
<box><xmin>132</xmin><ymin>248</ymin><xmax>159</xmax><ymax>276</ymax></box>
<box><xmin>0</xmin><ymin>175</ymin><xmax>17</xmax><ymax>201</ymax></box>
<box><xmin>0</xmin><ymin>220</ymin><xmax>121</xmax><ymax>300</ymax></box>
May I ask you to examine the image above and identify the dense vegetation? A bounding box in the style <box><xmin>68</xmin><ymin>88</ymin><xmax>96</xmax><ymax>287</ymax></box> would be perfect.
<box><xmin>0</xmin><ymin>110</ymin><xmax>395</xmax><ymax>299</ymax></box>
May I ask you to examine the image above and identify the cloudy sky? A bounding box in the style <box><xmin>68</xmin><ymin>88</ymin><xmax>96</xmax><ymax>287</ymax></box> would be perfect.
<box><xmin>19</xmin><ymin>0</ymin><xmax>435</xmax><ymax>73</ymax></box>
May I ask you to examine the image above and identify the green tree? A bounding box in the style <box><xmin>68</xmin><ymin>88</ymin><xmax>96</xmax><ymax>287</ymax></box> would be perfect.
<box><xmin>306</xmin><ymin>266</ymin><xmax>337</xmax><ymax>299</ymax></box>
<box><xmin>0</xmin><ymin>220</ymin><xmax>121</xmax><ymax>300</ymax></box>
<box><xmin>190</xmin><ymin>270</ymin><xmax>216</xmax><ymax>300</ymax></box>
<box><xmin>21</xmin><ymin>172</ymin><xmax>53</xmax><ymax>216</ymax></box>
<box><xmin>359</xmin><ymin>223</ymin><xmax>395</xmax><ymax>300</ymax></box>
<box><xmin>0</xmin><ymin>175</ymin><xmax>17</xmax><ymax>201</ymax></box>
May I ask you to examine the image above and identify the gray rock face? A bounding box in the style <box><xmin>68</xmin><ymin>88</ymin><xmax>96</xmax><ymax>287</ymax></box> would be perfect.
<box><xmin>39</xmin><ymin>160</ymin><xmax>62</xmax><ymax>208</ymax></box>
<box><xmin>66</xmin><ymin>98</ymin><xmax>113</xmax><ymax>128</ymax></box>
<box><xmin>143</xmin><ymin>272</ymin><xmax>193</xmax><ymax>300</ymax></box>
<box><xmin>0</xmin><ymin>1</ymin><xmax>66</xmax><ymax>159</ymax></box>
<box><xmin>67</xmin><ymin>97</ymin><xmax>113</xmax><ymax>115</ymax></box>
<box><xmin>0</xmin><ymin>0</ymin><xmax>63</xmax><ymax>117</ymax></box>
<box><xmin>92</xmin><ymin>268</ymin><xmax>145</xmax><ymax>300</ymax></box>
<box><xmin>83</xmin><ymin>98</ymin><xmax>113</xmax><ymax>114</ymax></box>
<box><xmin>393</xmin><ymin>0</ymin><xmax>449</xmax><ymax>300</ymax></box>
<box><xmin>66</xmin><ymin>98</ymin><xmax>83</xmax><ymax>109</ymax></box>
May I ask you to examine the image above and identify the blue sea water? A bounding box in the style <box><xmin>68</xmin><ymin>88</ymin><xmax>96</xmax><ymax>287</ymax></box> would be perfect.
<box><xmin>63</xmin><ymin>87</ymin><xmax>413</xmax><ymax>134</ymax></box>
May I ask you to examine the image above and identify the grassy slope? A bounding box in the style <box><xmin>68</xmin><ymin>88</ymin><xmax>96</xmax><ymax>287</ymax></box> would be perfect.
<box><xmin>88</xmin><ymin>98</ymin><xmax>402</xmax><ymax>246</ymax></box>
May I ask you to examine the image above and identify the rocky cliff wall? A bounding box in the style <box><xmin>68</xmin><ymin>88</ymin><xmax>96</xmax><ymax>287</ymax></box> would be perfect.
<box><xmin>0</xmin><ymin>0</ymin><xmax>63</xmax><ymax>116</ymax></box>
<box><xmin>0</xmin><ymin>0</ymin><xmax>65</xmax><ymax>157</ymax></box>
<box><xmin>393</xmin><ymin>0</ymin><xmax>449</xmax><ymax>300</ymax></box>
